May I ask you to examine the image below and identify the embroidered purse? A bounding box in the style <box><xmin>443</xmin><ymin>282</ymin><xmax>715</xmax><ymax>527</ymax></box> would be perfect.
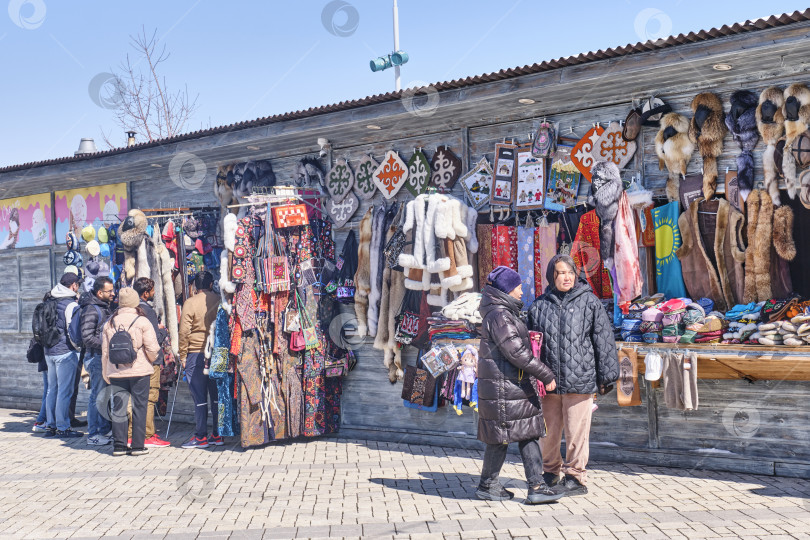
<box><xmin>283</xmin><ymin>295</ymin><xmax>301</xmax><ymax>333</ymax></box>
<box><xmin>528</xmin><ymin>331</ymin><xmax>546</xmax><ymax>396</ymax></box>
<box><xmin>395</xmin><ymin>289</ymin><xmax>422</xmax><ymax>345</ymax></box>
<box><xmin>267</xmin><ymin>225</ymin><xmax>291</xmax><ymax>293</ymax></box>
<box><xmin>401</xmin><ymin>365</ymin><xmax>436</xmax><ymax>407</ymax></box>
<box><xmin>273</xmin><ymin>204</ymin><xmax>309</xmax><ymax>228</ymax></box>
<box><xmin>324</xmin><ymin>350</ymin><xmax>348</xmax><ymax>378</ymax></box>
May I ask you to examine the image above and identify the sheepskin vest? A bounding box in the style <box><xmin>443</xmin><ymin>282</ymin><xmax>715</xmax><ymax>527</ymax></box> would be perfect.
<box><xmin>676</xmin><ymin>198</ymin><xmax>746</xmax><ymax>312</ymax></box>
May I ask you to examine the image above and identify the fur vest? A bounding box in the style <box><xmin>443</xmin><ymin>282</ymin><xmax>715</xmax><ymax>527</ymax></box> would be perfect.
<box><xmin>353</xmin><ymin>208</ymin><xmax>373</xmax><ymax>337</ymax></box>
<box><xmin>676</xmin><ymin>198</ymin><xmax>746</xmax><ymax>312</ymax></box>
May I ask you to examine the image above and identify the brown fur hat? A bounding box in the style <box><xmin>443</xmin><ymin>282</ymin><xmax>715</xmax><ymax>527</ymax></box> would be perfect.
<box><xmin>757</xmin><ymin>87</ymin><xmax>786</xmax><ymax>205</ymax></box>
<box><xmin>655</xmin><ymin>112</ymin><xmax>694</xmax><ymax>201</ymax></box>
<box><xmin>781</xmin><ymin>84</ymin><xmax>810</xmax><ymax>201</ymax></box>
<box><xmin>773</xmin><ymin>205</ymin><xmax>797</xmax><ymax>262</ymax></box>
<box><xmin>689</xmin><ymin>92</ymin><xmax>727</xmax><ymax>200</ymax></box>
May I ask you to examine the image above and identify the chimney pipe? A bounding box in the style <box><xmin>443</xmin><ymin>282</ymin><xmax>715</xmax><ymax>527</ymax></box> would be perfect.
<box><xmin>126</xmin><ymin>131</ymin><xmax>136</xmax><ymax>147</ymax></box>
<box><xmin>74</xmin><ymin>138</ymin><xmax>98</xmax><ymax>156</ymax></box>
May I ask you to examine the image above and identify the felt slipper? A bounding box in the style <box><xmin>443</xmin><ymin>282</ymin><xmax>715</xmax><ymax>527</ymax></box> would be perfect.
<box><xmin>784</xmin><ymin>337</ymin><xmax>804</xmax><ymax>346</ymax></box>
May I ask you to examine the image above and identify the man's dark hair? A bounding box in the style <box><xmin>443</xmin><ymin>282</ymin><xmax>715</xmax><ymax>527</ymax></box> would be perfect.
<box><xmin>92</xmin><ymin>276</ymin><xmax>113</xmax><ymax>296</ymax></box>
<box><xmin>194</xmin><ymin>271</ymin><xmax>214</xmax><ymax>291</ymax></box>
<box><xmin>60</xmin><ymin>272</ymin><xmax>80</xmax><ymax>287</ymax></box>
<box><xmin>133</xmin><ymin>277</ymin><xmax>155</xmax><ymax>298</ymax></box>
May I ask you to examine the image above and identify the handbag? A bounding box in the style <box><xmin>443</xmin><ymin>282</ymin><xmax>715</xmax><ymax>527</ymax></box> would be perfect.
<box><xmin>324</xmin><ymin>345</ymin><xmax>348</xmax><ymax>377</ymax></box>
<box><xmin>273</xmin><ymin>204</ymin><xmax>309</xmax><ymax>228</ymax></box>
<box><xmin>528</xmin><ymin>331</ymin><xmax>546</xmax><ymax>396</ymax></box>
<box><xmin>289</xmin><ymin>330</ymin><xmax>306</xmax><ymax>352</ymax></box>
<box><xmin>283</xmin><ymin>296</ymin><xmax>301</xmax><ymax>333</ymax></box>
<box><xmin>395</xmin><ymin>289</ymin><xmax>422</xmax><ymax>345</ymax></box>
<box><xmin>297</xmin><ymin>291</ymin><xmax>320</xmax><ymax>350</ymax></box>
<box><xmin>267</xmin><ymin>227</ymin><xmax>291</xmax><ymax>293</ymax></box>
<box><xmin>400</xmin><ymin>364</ymin><xmax>436</xmax><ymax>407</ymax></box>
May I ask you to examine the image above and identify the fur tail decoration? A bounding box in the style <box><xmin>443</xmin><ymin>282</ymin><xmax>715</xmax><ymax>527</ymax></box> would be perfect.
<box><xmin>773</xmin><ymin>205</ymin><xmax>797</xmax><ymax>261</ymax></box>
<box><xmin>354</xmin><ymin>208</ymin><xmax>373</xmax><ymax>337</ymax></box>
<box><xmin>158</xmin><ymin>246</ymin><xmax>179</xmax><ymax>355</ymax></box>
<box><xmin>782</xmin><ymin>148</ymin><xmax>799</xmax><ymax>202</ymax></box>
<box><xmin>763</xmin><ymin>144</ymin><xmax>781</xmax><ymax>206</ymax></box>
<box><xmin>755</xmin><ymin>191</ymin><xmax>773</xmax><ymax>302</ymax></box>
<box><xmin>702</xmin><ymin>157</ymin><xmax>719</xmax><ymax>201</ymax></box>
<box><xmin>737</xmin><ymin>151</ymin><xmax>755</xmax><ymax>201</ymax></box>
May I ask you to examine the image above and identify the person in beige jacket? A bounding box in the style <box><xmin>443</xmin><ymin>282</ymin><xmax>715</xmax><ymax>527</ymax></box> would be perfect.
<box><xmin>102</xmin><ymin>287</ymin><xmax>160</xmax><ymax>456</ymax></box>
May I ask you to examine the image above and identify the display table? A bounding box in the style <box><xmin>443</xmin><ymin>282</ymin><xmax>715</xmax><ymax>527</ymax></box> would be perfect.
<box><xmin>616</xmin><ymin>342</ymin><xmax>810</xmax><ymax>381</ymax></box>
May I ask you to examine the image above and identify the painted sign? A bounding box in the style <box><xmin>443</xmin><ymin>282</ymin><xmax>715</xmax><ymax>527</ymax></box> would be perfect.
<box><xmin>54</xmin><ymin>182</ymin><xmax>128</xmax><ymax>244</ymax></box>
<box><xmin>0</xmin><ymin>193</ymin><xmax>52</xmax><ymax>249</ymax></box>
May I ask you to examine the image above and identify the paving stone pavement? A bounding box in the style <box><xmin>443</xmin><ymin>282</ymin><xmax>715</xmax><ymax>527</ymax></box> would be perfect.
<box><xmin>1</xmin><ymin>408</ymin><xmax>810</xmax><ymax>539</ymax></box>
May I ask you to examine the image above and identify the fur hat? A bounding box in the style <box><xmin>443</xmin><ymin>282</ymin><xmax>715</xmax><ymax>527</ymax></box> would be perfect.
<box><xmin>757</xmin><ymin>87</ymin><xmax>786</xmax><ymax>206</ymax></box>
<box><xmin>119</xmin><ymin>209</ymin><xmax>147</xmax><ymax>249</ymax></box>
<box><xmin>725</xmin><ymin>90</ymin><xmax>760</xmax><ymax>201</ymax></box>
<box><xmin>689</xmin><ymin>92</ymin><xmax>727</xmax><ymax>200</ymax></box>
<box><xmin>588</xmin><ymin>160</ymin><xmax>623</xmax><ymax>269</ymax></box>
<box><xmin>655</xmin><ymin>112</ymin><xmax>694</xmax><ymax>201</ymax></box>
<box><xmin>782</xmin><ymin>83</ymin><xmax>810</xmax><ymax>201</ymax></box>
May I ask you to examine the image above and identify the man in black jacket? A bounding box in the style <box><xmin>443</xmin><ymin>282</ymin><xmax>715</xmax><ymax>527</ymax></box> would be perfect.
<box><xmin>80</xmin><ymin>276</ymin><xmax>114</xmax><ymax>445</ymax></box>
<box><xmin>132</xmin><ymin>277</ymin><xmax>170</xmax><ymax>448</ymax></box>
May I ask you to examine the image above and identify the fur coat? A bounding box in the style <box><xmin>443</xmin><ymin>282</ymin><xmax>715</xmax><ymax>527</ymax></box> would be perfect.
<box><xmin>782</xmin><ymin>83</ymin><xmax>810</xmax><ymax>200</ymax></box>
<box><xmin>725</xmin><ymin>90</ymin><xmax>760</xmax><ymax>201</ymax></box>
<box><xmin>366</xmin><ymin>205</ymin><xmax>387</xmax><ymax>337</ymax></box>
<box><xmin>756</xmin><ymin>87</ymin><xmax>786</xmax><ymax>206</ymax></box>
<box><xmin>588</xmin><ymin>161</ymin><xmax>624</xmax><ymax>270</ymax></box>
<box><xmin>743</xmin><ymin>190</ymin><xmax>773</xmax><ymax>303</ymax></box>
<box><xmin>399</xmin><ymin>195</ymin><xmax>429</xmax><ymax>291</ymax></box>
<box><xmin>689</xmin><ymin>92</ymin><xmax>727</xmax><ymax>200</ymax></box>
<box><xmin>353</xmin><ymin>208</ymin><xmax>373</xmax><ymax>337</ymax></box>
<box><xmin>655</xmin><ymin>112</ymin><xmax>695</xmax><ymax>201</ymax></box>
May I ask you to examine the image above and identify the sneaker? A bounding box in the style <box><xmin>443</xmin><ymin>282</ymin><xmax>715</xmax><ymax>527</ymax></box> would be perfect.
<box><xmin>104</xmin><ymin>430</ymin><xmax>113</xmax><ymax>438</ymax></box>
<box><xmin>32</xmin><ymin>422</ymin><xmax>48</xmax><ymax>433</ymax></box>
<box><xmin>56</xmin><ymin>429</ymin><xmax>84</xmax><ymax>438</ymax></box>
<box><xmin>543</xmin><ymin>471</ymin><xmax>562</xmax><ymax>487</ymax></box>
<box><xmin>70</xmin><ymin>419</ymin><xmax>88</xmax><ymax>428</ymax></box>
<box><xmin>43</xmin><ymin>427</ymin><xmax>57</xmax><ymax>437</ymax></box>
<box><xmin>475</xmin><ymin>484</ymin><xmax>514</xmax><ymax>502</ymax></box>
<box><xmin>525</xmin><ymin>483</ymin><xmax>565</xmax><ymax>505</ymax></box>
<box><xmin>144</xmin><ymin>435</ymin><xmax>170</xmax><ymax>448</ymax></box>
<box><xmin>181</xmin><ymin>436</ymin><xmax>209</xmax><ymax>449</ymax></box>
<box><xmin>560</xmin><ymin>475</ymin><xmax>588</xmax><ymax>497</ymax></box>
<box><xmin>87</xmin><ymin>435</ymin><xmax>112</xmax><ymax>446</ymax></box>
<box><xmin>128</xmin><ymin>448</ymin><xmax>149</xmax><ymax>456</ymax></box>
<box><xmin>208</xmin><ymin>434</ymin><xmax>224</xmax><ymax>446</ymax></box>
<box><xmin>112</xmin><ymin>446</ymin><xmax>128</xmax><ymax>457</ymax></box>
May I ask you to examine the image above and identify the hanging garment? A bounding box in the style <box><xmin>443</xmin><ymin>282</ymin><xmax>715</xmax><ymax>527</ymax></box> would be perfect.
<box><xmin>477</xmin><ymin>224</ymin><xmax>494</xmax><ymax>291</ymax></box>
<box><xmin>556</xmin><ymin>206</ymin><xmax>586</xmax><ymax>254</ymax></box>
<box><xmin>652</xmin><ymin>201</ymin><xmax>687</xmax><ymax>299</ymax></box>
<box><xmin>374</xmin><ymin>205</ymin><xmax>408</xmax><ymax>382</ymax></box>
<box><xmin>353</xmin><ymin>209</ymin><xmax>373</xmax><ymax>335</ymax></box>
<box><xmin>209</xmin><ymin>307</ymin><xmax>236</xmax><ymax>437</ymax></box>
<box><xmin>516</xmin><ymin>227</ymin><xmax>536</xmax><ymax>307</ymax></box>
<box><xmin>787</xmin><ymin>196</ymin><xmax>810</xmax><ymax>297</ymax></box>
<box><xmin>571</xmin><ymin>211</ymin><xmax>613</xmax><ymax>299</ymax></box>
<box><xmin>676</xmin><ymin>198</ymin><xmax>746</xmax><ymax>311</ymax></box>
<box><xmin>614</xmin><ymin>193</ymin><xmax>644</xmax><ymax>303</ymax></box>
<box><xmin>492</xmin><ymin>225</ymin><xmax>518</xmax><ymax>269</ymax></box>
<box><xmin>534</xmin><ymin>222</ymin><xmax>558</xmax><ymax>295</ymax></box>
<box><xmin>742</xmin><ymin>190</ymin><xmax>773</xmax><ymax>303</ymax></box>
<box><xmin>367</xmin><ymin>205</ymin><xmax>387</xmax><ymax>337</ymax></box>
<box><xmin>398</xmin><ymin>195</ymin><xmax>428</xmax><ymax>291</ymax></box>
<box><xmin>237</xmin><ymin>332</ymin><xmax>271</xmax><ymax>448</ymax></box>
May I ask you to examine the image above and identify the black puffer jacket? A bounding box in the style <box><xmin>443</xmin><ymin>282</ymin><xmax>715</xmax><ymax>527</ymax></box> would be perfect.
<box><xmin>78</xmin><ymin>292</ymin><xmax>112</xmax><ymax>356</ymax></box>
<box><xmin>477</xmin><ymin>285</ymin><xmax>556</xmax><ymax>445</ymax></box>
<box><xmin>528</xmin><ymin>264</ymin><xmax>619</xmax><ymax>395</ymax></box>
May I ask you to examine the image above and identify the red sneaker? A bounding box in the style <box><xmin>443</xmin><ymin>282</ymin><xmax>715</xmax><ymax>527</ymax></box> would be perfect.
<box><xmin>208</xmin><ymin>434</ymin><xmax>225</xmax><ymax>446</ymax></box>
<box><xmin>144</xmin><ymin>434</ymin><xmax>171</xmax><ymax>448</ymax></box>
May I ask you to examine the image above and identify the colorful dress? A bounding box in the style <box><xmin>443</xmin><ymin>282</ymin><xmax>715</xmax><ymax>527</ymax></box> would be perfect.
<box><xmin>571</xmin><ymin>211</ymin><xmax>613</xmax><ymax>299</ymax></box>
<box><xmin>534</xmin><ymin>222</ymin><xmax>558</xmax><ymax>295</ymax></box>
<box><xmin>653</xmin><ymin>202</ymin><xmax>687</xmax><ymax>299</ymax></box>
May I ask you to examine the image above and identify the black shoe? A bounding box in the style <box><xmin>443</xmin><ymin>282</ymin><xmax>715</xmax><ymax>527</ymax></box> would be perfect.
<box><xmin>561</xmin><ymin>475</ymin><xmax>588</xmax><ymax>496</ymax></box>
<box><xmin>113</xmin><ymin>446</ymin><xmax>128</xmax><ymax>457</ymax></box>
<box><xmin>543</xmin><ymin>471</ymin><xmax>561</xmax><ymax>487</ymax></box>
<box><xmin>526</xmin><ymin>483</ymin><xmax>565</xmax><ymax>505</ymax></box>
<box><xmin>43</xmin><ymin>427</ymin><xmax>57</xmax><ymax>437</ymax></box>
<box><xmin>70</xmin><ymin>419</ymin><xmax>88</xmax><ymax>428</ymax></box>
<box><xmin>56</xmin><ymin>429</ymin><xmax>84</xmax><ymax>439</ymax></box>
<box><xmin>475</xmin><ymin>484</ymin><xmax>514</xmax><ymax>502</ymax></box>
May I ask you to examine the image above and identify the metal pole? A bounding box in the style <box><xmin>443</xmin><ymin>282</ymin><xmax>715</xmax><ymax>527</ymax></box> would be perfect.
<box><xmin>166</xmin><ymin>375</ymin><xmax>181</xmax><ymax>438</ymax></box>
<box><xmin>393</xmin><ymin>0</ymin><xmax>400</xmax><ymax>91</ymax></box>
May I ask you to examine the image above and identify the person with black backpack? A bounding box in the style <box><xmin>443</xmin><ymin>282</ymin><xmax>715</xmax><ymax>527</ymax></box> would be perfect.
<box><xmin>101</xmin><ymin>287</ymin><xmax>161</xmax><ymax>456</ymax></box>
<box><xmin>78</xmin><ymin>276</ymin><xmax>114</xmax><ymax>446</ymax></box>
<box><xmin>36</xmin><ymin>272</ymin><xmax>83</xmax><ymax>438</ymax></box>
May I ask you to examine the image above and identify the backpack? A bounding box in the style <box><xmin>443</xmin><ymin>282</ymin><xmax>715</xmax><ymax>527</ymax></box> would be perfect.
<box><xmin>68</xmin><ymin>304</ymin><xmax>103</xmax><ymax>351</ymax></box>
<box><xmin>32</xmin><ymin>298</ymin><xmax>60</xmax><ymax>348</ymax></box>
<box><xmin>27</xmin><ymin>337</ymin><xmax>45</xmax><ymax>364</ymax></box>
<box><xmin>108</xmin><ymin>316</ymin><xmax>141</xmax><ymax>365</ymax></box>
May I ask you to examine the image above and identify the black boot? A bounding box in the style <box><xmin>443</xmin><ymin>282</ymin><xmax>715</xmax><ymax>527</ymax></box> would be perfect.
<box><xmin>526</xmin><ymin>483</ymin><xmax>565</xmax><ymax>505</ymax></box>
<box><xmin>561</xmin><ymin>474</ymin><xmax>588</xmax><ymax>496</ymax></box>
<box><xmin>543</xmin><ymin>471</ymin><xmax>561</xmax><ymax>487</ymax></box>
<box><xmin>475</xmin><ymin>483</ymin><xmax>514</xmax><ymax>502</ymax></box>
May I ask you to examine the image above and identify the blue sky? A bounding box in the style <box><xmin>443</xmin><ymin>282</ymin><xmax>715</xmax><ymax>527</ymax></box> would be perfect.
<box><xmin>0</xmin><ymin>0</ymin><xmax>806</xmax><ymax>167</ymax></box>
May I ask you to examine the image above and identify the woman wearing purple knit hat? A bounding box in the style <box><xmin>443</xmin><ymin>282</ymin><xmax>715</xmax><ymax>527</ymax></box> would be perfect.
<box><xmin>475</xmin><ymin>266</ymin><xmax>563</xmax><ymax>505</ymax></box>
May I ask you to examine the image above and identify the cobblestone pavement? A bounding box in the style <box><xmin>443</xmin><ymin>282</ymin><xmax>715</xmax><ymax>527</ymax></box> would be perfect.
<box><xmin>1</xmin><ymin>408</ymin><xmax>810</xmax><ymax>539</ymax></box>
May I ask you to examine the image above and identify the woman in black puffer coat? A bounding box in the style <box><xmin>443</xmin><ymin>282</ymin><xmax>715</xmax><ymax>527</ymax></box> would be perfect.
<box><xmin>528</xmin><ymin>254</ymin><xmax>619</xmax><ymax>497</ymax></box>
<box><xmin>475</xmin><ymin>266</ymin><xmax>563</xmax><ymax>505</ymax></box>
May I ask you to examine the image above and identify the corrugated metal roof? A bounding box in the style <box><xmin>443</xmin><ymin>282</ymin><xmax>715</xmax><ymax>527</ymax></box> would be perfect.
<box><xmin>3</xmin><ymin>9</ymin><xmax>810</xmax><ymax>174</ymax></box>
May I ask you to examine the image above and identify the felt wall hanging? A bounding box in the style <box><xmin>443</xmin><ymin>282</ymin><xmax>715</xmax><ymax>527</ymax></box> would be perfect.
<box><xmin>405</xmin><ymin>150</ymin><xmax>430</xmax><ymax>197</ymax></box>
<box><xmin>531</xmin><ymin>121</ymin><xmax>557</xmax><ymax>158</ymax></box>
<box><xmin>544</xmin><ymin>141</ymin><xmax>582</xmax><ymax>212</ymax></box>
<box><xmin>353</xmin><ymin>154</ymin><xmax>378</xmax><ymax>200</ymax></box>
<box><xmin>430</xmin><ymin>145</ymin><xmax>462</xmax><ymax>192</ymax></box>
<box><xmin>570</xmin><ymin>125</ymin><xmax>604</xmax><ymax>182</ymax></box>
<box><xmin>459</xmin><ymin>157</ymin><xmax>493</xmax><ymax>209</ymax></box>
<box><xmin>593</xmin><ymin>121</ymin><xmax>637</xmax><ymax>169</ymax></box>
<box><xmin>490</xmin><ymin>143</ymin><xmax>517</xmax><ymax>206</ymax></box>
<box><xmin>373</xmin><ymin>150</ymin><xmax>409</xmax><ymax>199</ymax></box>
<box><xmin>679</xmin><ymin>173</ymin><xmax>703</xmax><ymax>212</ymax></box>
<box><xmin>325</xmin><ymin>157</ymin><xmax>355</xmax><ymax>203</ymax></box>
<box><xmin>325</xmin><ymin>191</ymin><xmax>359</xmax><ymax>228</ymax></box>
<box><xmin>514</xmin><ymin>145</ymin><xmax>546</xmax><ymax>211</ymax></box>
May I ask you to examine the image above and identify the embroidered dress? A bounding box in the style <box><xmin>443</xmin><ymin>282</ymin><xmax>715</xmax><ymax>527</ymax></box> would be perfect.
<box><xmin>516</xmin><ymin>227</ymin><xmax>536</xmax><ymax>307</ymax></box>
<box><xmin>534</xmin><ymin>222</ymin><xmax>558</xmax><ymax>295</ymax></box>
<box><xmin>209</xmin><ymin>307</ymin><xmax>236</xmax><ymax>437</ymax></box>
<box><xmin>492</xmin><ymin>225</ymin><xmax>518</xmax><ymax>270</ymax></box>
<box><xmin>477</xmin><ymin>225</ymin><xmax>494</xmax><ymax>290</ymax></box>
<box><xmin>237</xmin><ymin>332</ymin><xmax>271</xmax><ymax>448</ymax></box>
<box><xmin>571</xmin><ymin>211</ymin><xmax>613</xmax><ymax>299</ymax></box>
<box><xmin>653</xmin><ymin>201</ymin><xmax>688</xmax><ymax>299</ymax></box>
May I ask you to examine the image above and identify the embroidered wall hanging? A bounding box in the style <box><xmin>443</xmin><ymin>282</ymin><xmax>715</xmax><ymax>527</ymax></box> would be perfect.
<box><xmin>353</xmin><ymin>155</ymin><xmax>378</xmax><ymax>200</ymax></box>
<box><xmin>373</xmin><ymin>150</ymin><xmax>409</xmax><ymax>199</ymax></box>
<box><xmin>490</xmin><ymin>143</ymin><xmax>517</xmax><ymax>206</ymax></box>
<box><xmin>593</xmin><ymin>121</ymin><xmax>637</xmax><ymax>169</ymax></box>
<box><xmin>570</xmin><ymin>125</ymin><xmax>605</xmax><ymax>182</ymax></box>
<box><xmin>515</xmin><ymin>145</ymin><xmax>546</xmax><ymax>211</ymax></box>
<box><xmin>430</xmin><ymin>145</ymin><xmax>462</xmax><ymax>192</ymax></box>
<box><xmin>325</xmin><ymin>158</ymin><xmax>355</xmax><ymax>203</ymax></box>
<box><xmin>405</xmin><ymin>150</ymin><xmax>430</xmax><ymax>197</ymax></box>
<box><xmin>325</xmin><ymin>191</ymin><xmax>359</xmax><ymax>228</ymax></box>
<box><xmin>459</xmin><ymin>157</ymin><xmax>493</xmax><ymax>209</ymax></box>
<box><xmin>544</xmin><ymin>141</ymin><xmax>582</xmax><ymax>212</ymax></box>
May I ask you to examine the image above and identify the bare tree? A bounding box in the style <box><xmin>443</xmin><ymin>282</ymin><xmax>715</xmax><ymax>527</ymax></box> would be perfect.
<box><xmin>101</xmin><ymin>27</ymin><xmax>199</xmax><ymax>147</ymax></box>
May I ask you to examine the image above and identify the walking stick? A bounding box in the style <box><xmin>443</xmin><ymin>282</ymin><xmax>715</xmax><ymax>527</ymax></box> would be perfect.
<box><xmin>166</xmin><ymin>366</ymin><xmax>183</xmax><ymax>438</ymax></box>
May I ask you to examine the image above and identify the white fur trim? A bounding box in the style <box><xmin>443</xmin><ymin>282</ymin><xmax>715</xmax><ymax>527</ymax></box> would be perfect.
<box><xmin>404</xmin><ymin>277</ymin><xmax>428</xmax><ymax>291</ymax></box>
<box><xmin>456</xmin><ymin>264</ymin><xmax>474</xmax><ymax>279</ymax></box>
<box><xmin>432</xmin><ymin>195</ymin><xmax>453</xmax><ymax>239</ymax></box>
<box><xmin>427</xmin><ymin>257</ymin><xmax>451</xmax><ymax>274</ymax></box>
<box><xmin>452</xmin><ymin>199</ymin><xmax>468</xmax><ymax>239</ymax></box>
<box><xmin>626</xmin><ymin>188</ymin><xmax>653</xmax><ymax>209</ymax></box>
<box><xmin>440</xmin><ymin>274</ymin><xmax>463</xmax><ymax>289</ymax></box>
<box><xmin>465</xmin><ymin>205</ymin><xmax>479</xmax><ymax>253</ymax></box>
<box><xmin>450</xmin><ymin>276</ymin><xmax>475</xmax><ymax>293</ymax></box>
<box><xmin>219</xmin><ymin>251</ymin><xmax>236</xmax><ymax>294</ymax></box>
<box><xmin>223</xmin><ymin>213</ymin><xmax>237</xmax><ymax>252</ymax></box>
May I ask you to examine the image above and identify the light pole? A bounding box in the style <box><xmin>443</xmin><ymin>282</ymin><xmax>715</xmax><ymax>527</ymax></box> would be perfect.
<box><xmin>369</xmin><ymin>0</ymin><xmax>409</xmax><ymax>91</ymax></box>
